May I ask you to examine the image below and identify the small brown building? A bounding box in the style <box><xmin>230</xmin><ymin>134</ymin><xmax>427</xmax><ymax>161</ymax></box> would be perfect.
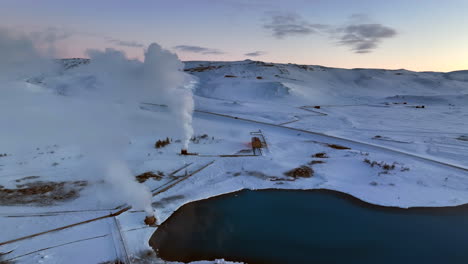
<box><xmin>251</xmin><ymin>137</ymin><xmax>263</xmax><ymax>155</ymax></box>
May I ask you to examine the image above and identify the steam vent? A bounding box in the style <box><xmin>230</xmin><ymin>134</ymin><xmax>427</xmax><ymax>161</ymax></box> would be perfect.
<box><xmin>145</xmin><ymin>215</ymin><xmax>157</xmax><ymax>226</ymax></box>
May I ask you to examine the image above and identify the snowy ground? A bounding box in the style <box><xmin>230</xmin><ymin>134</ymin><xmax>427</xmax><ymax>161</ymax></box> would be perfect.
<box><xmin>1</xmin><ymin>60</ymin><xmax>467</xmax><ymax>263</ymax></box>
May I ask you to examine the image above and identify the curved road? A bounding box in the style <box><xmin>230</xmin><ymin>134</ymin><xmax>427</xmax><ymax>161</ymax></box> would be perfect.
<box><xmin>195</xmin><ymin>109</ymin><xmax>468</xmax><ymax>172</ymax></box>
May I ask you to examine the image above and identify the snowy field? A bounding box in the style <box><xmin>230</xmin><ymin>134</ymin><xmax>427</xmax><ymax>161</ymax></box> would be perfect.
<box><xmin>1</xmin><ymin>58</ymin><xmax>468</xmax><ymax>263</ymax></box>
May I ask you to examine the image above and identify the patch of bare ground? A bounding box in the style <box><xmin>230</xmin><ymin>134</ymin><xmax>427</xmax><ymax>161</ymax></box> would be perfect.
<box><xmin>246</xmin><ymin>171</ymin><xmax>269</xmax><ymax>179</ymax></box>
<box><xmin>313</xmin><ymin>152</ymin><xmax>329</xmax><ymax>158</ymax></box>
<box><xmin>155</xmin><ymin>138</ymin><xmax>171</xmax><ymax>149</ymax></box>
<box><xmin>190</xmin><ymin>134</ymin><xmax>216</xmax><ymax>144</ymax></box>
<box><xmin>241</xmin><ymin>167</ymin><xmax>315</xmax><ymax>182</ymax></box>
<box><xmin>363</xmin><ymin>158</ymin><xmax>410</xmax><ymax>175</ymax></box>
<box><xmin>0</xmin><ymin>180</ymin><xmax>87</xmax><ymax>206</ymax></box>
<box><xmin>269</xmin><ymin>177</ymin><xmax>295</xmax><ymax>182</ymax></box>
<box><xmin>14</xmin><ymin>176</ymin><xmax>40</xmax><ymax>182</ymax></box>
<box><xmin>183</xmin><ymin>65</ymin><xmax>223</xmax><ymax>73</ymax></box>
<box><xmin>308</xmin><ymin>160</ymin><xmax>326</xmax><ymax>165</ymax></box>
<box><xmin>135</xmin><ymin>171</ymin><xmax>164</xmax><ymax>183</ymax></box>
<box><xmin>284</xmin><ymin>166</ymin><xmax>314</xmax><ymax>179</ymax></box>
<box><xmin>364</xmin><ymin>159</ymin><xmax>395</xmax><ymax>170</ymax></box>
<box><xmin>326</xmin><ymin>143</ymin><xmax>350</xmax><ymax>150</ymax></box>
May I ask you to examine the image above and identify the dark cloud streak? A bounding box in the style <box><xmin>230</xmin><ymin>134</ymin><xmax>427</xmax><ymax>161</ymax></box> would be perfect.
<box><xmin>263</xmin><ymin>12</ymin><xmax>397</xmax><ymax>53</ymax></box>
<box><xmin>174</xmin><ymin>45</ymin><xmax>225</xmax><ymax>55</ymax></box>
<box><xmin>244</xmin><ymin>51</ymin><xmax>266</xmax><ymax>57</ymax></box>
<box><xmin>337</xmin><ymin>23</ymin><xmax>397</xmax><ymax>53</ymax></box>
<box><xmin>263</xmin><ymin>13</ymin><xmax>328</xmax><ymax>39</ymax></box>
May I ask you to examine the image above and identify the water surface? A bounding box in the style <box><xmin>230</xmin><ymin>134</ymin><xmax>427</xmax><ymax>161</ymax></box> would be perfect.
<box><xmin>150</xmin><ymin>189</ymin><xmax>468</xmax><ymax>264</ymax></box>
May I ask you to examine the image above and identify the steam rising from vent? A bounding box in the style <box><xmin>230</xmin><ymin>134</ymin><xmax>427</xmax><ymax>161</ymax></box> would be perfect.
<box><xmin>142</xmin><ymin>43</ymin><xmax>195</xmax><ymax>149</ymax></box>
<box><xmin>0</xmin><ymin>28</ymin><xmax>195</xmax><ymax>214</ymax></box>
<box><xmin>105</xmin><ymin>160</ymin><xmax>153</xmax><ymax>216</ymax></box>
<box><xmin>74</xmin><ymin>43</ymin><xmax>195</xmax><ymax>148</ymax></box>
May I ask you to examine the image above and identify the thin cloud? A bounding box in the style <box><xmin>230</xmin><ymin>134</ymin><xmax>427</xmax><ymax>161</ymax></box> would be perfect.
<box><xmin>263</xmin><ymin>12</ymin><xmax>328</xmax><ymax>39</ymax></box>
<box><xmin>174</xmin><ymin>45</ymin><xmax>224</xmax><ymax>55</ymax></box>
<box><xmin>30</xmin><ymin>27</ymin><xmax>72</xmax><ymax>43</ymax></box>
<box><xmin>348</xmin><ymin>13</ymin><xmax>371</xmax><ymax>23</ymax></box>
<box><xmin>108</xmin><ymin>39</ymin><xmax>144</xmax><ymax>48</ymax></box>
<box><xmin>27</xmin><ymin>27</ymin><xmax>73</xmax><ymax>57</ymax></box>
<box><xmin>244</xmin><ymin>51</ymin><xmax>266</xmax><ymax>57</ymax></box>
<box><xmin>337</xmin><ymin>23</ymin><xmax>397</xmax><ymax>53</ymax></box>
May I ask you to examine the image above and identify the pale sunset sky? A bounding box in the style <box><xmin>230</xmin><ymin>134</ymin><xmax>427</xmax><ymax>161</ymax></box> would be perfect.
<box><xmin>1</xmin><ymin>0</ymin><xmax>467</xmax><ymax>72</ymax></box>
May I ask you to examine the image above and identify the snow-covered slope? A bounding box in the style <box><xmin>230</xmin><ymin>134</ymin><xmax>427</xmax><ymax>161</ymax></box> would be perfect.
<box><xmin>185</xmin><ymin>60</ymin><xmax>468</xmax><ymax>104</ymax></box>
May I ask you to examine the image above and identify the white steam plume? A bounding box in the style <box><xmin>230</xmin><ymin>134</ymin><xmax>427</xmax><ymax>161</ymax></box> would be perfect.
<box><xmin>0</xmin><ymin>28</ymin><xmax>194</xmax><ymax>215</ymax></box>
<box><xmin>72</xmin><ymin>44</ymin><xmax>195</xmax><ymax>148</ymax></box>
<box><xmin>142</xmin><ymin>43</ymin><xmax>195</xmax><ymax>149</ymax></box>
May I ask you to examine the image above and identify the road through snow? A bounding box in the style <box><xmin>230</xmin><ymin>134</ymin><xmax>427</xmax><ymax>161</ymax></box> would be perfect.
<box><xmin>194</xmin><ymin>109</ymin><xmax>468</xmax><ymax>172</ymax></box>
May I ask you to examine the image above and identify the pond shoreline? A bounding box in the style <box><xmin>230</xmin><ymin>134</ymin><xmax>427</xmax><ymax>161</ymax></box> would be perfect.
<box><xmin>150</xmin><ymin>188</ymin><xmax>468</xmax><ymax>264</ymax></box>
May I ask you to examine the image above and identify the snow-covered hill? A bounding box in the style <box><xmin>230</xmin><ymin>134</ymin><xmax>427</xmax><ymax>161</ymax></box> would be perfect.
<box><xmin>185</xmin><ymin>59</ymin><xmax>468</xmax><ymax>104</ymax></box>
<box><xmin>55</xmin><ymin>58</ymin><xmax>468</xmax><ymax>105</ymax></box>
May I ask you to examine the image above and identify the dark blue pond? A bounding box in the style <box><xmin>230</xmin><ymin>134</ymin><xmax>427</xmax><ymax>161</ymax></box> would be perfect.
<box><xmin>150</xmin><ymin>189</ymin><xmax>468</xmax><ymax>264</ymax></box>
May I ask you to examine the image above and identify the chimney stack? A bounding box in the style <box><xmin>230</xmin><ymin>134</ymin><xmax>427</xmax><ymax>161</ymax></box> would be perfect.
<box><xmin>181</xmin><ymin>149</ymin><xmax>188</xmax><ymax>155</ymax></box>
